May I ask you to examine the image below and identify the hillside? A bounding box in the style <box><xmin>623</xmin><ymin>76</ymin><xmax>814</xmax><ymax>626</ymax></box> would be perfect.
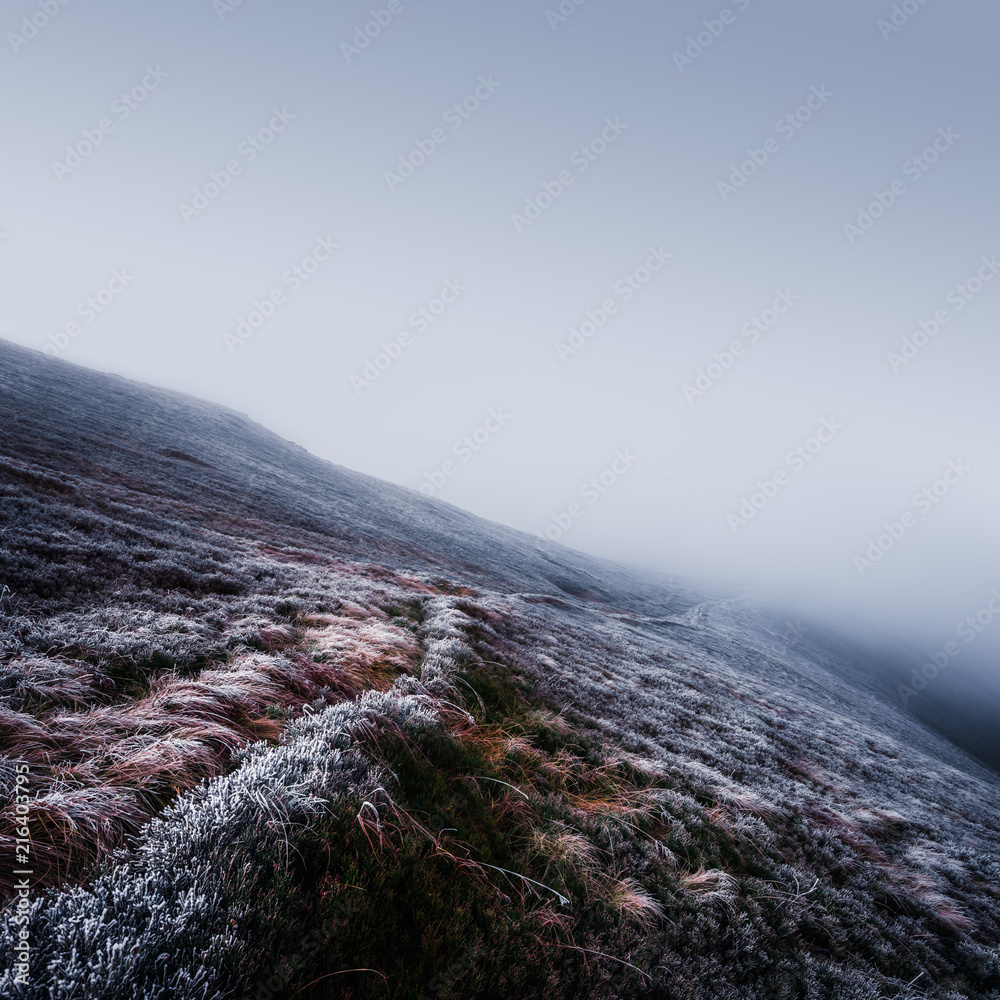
<box><xmin>1</xmin><ymin>339</ymin><xmax>998</xmax><ymax>999</ymax></box>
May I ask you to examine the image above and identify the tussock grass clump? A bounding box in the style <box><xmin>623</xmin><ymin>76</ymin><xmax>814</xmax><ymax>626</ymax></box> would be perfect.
<box><xmin>677</xmin><ymin>868</ymin><xmax>739</xmax><ymax>905</ymax></box>
<box><xmin>0</xmin><ymin>572</ymin><xmax>429</xmax><ymax>897</ymax></box>
<box><xmin>2</xmin><ymin>682</ymin><xmax>649</xmax><ymax>999</ymax></box>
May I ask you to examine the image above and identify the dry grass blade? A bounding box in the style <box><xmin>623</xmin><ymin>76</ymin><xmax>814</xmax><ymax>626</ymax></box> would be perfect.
<box><xmin>478</xmin><ymin>863</ymin><xmax>571</xmax><ymax>907</ymax></box>
<box><xmin>292</xmin><ymin>967</ymin><xmax>390</xmax><ymax>997</ymax></box>
<box><xmin>549</xmin><ymin>942</ymin><xmax>653</xmax><ymax>982</ymax></box>
<box><xmin>459</xmin><ymin>775</ymin><xmax>530</xmax><ymax>799</ymax></box>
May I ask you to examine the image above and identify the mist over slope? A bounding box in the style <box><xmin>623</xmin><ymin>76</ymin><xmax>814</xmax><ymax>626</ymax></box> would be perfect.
<box><xmin>1</xmin><ymin>340</ymin><xmax>999</xmax><ymax>1000</ymax></box>
<box><xmin>0</xmin><ymin>340</ymin><xmax>686</xmax><ymax>607</ymax></box>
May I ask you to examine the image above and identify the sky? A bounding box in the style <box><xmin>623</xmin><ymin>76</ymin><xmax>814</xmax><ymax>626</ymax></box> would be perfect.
<box><xmin>1</xmin><ymin>0</ymin><xmax>999</xmax><ymax>698</ymax></box>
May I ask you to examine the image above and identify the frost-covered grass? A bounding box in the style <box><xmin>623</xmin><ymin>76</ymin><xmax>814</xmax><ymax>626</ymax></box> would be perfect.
<box><xmin>0</xmin><ymin>561</ymin><xmax>428</xmax><ymax>897</ymax></box>
<box><xmin>2</xmin><ymin>339</ymin><xmax>1000</xmax><ymax>998</ymax></box>
<box><xmin>5</xmin><ymin>595</ymin><xmax>999</xmax><ymax>998</ymax></box>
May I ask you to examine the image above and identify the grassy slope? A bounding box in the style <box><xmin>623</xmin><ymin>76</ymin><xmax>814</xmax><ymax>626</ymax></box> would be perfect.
<box><xmin>1</xmin><ymin>341</ymin><xmax>999</xmax><ymax>999</ymax></box>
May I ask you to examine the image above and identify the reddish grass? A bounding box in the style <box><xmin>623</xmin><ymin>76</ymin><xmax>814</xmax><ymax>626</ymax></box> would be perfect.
<box><xmin>0</xmin><ymin>598</ymin><xmax>427</xmax><ymax>898</ymax></box>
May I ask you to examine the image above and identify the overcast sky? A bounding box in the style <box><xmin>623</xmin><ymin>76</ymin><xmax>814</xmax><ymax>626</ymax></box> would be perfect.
<box><xmin>2</xmin><ymin>0</ymin><xmax>999</xmax><ymax>686</ymax></box>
